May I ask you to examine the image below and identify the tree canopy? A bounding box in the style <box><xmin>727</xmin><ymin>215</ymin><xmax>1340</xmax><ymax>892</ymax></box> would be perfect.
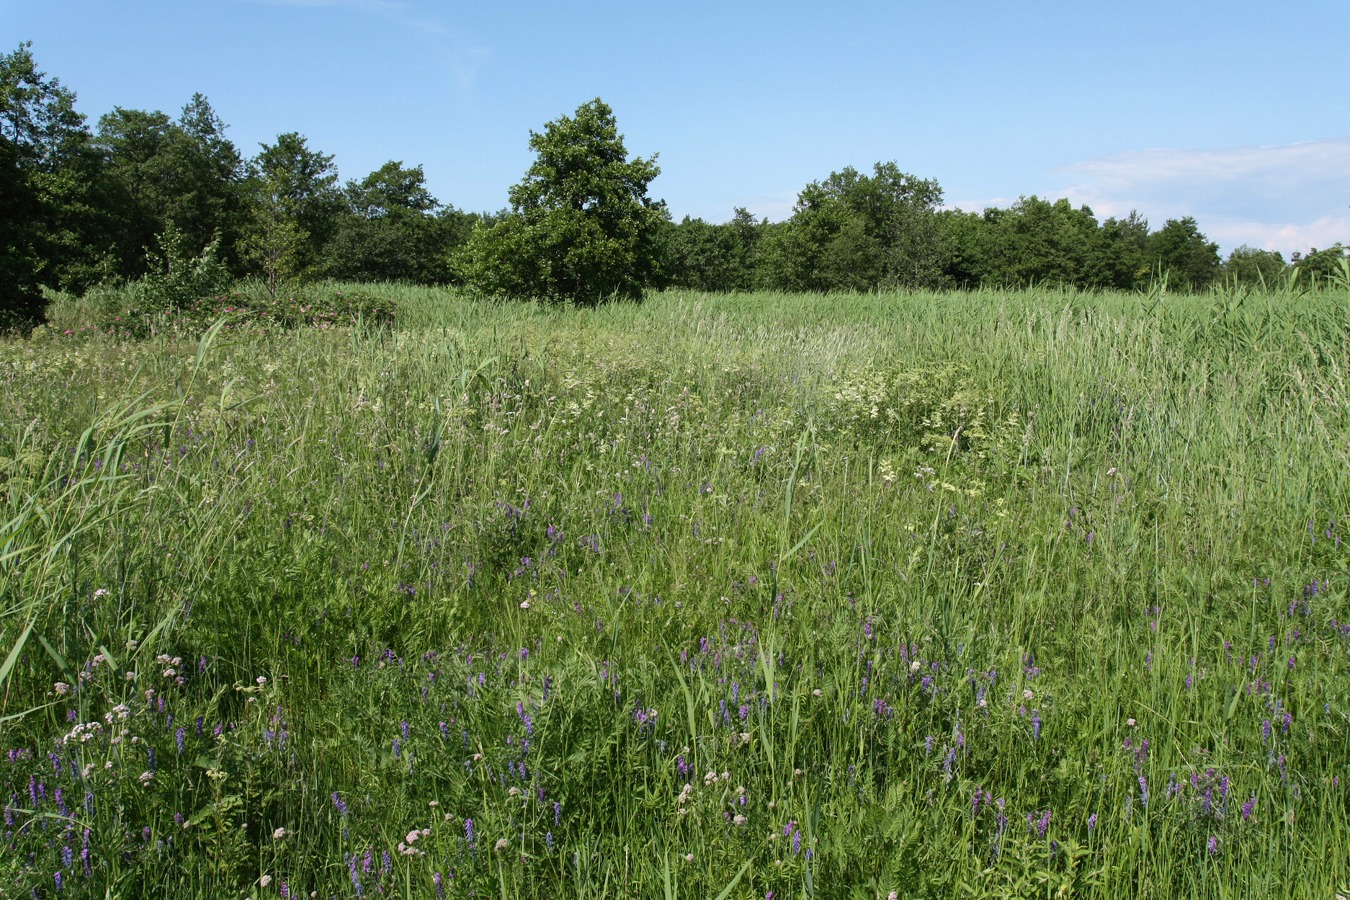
<box><xmin>2</xmin><ymin>41</ymin><xmax>1343</xmax><ymax>327</ymax></box>
<box><xmin>457</xmin><ymin>99</ymin><xmax>668</xmax><ymax>305</ymax></box>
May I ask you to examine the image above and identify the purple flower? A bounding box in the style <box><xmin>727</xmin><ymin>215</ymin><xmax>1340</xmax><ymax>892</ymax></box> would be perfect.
<box><xmin>465</xmin><ymin>818</ymin><xmax>475</xmax><ymax>846</ymax></box>
<box><xmin>1031</xmin><ymin>710</ymin><xmax>1041</xmax><ymax>741</ymax></box>
<box><xmin>434</xmin><ymin>872</ymin><xmax>444</xmax><ymax>899</ymax></box>
<box><xmin>1207</xmin><ymin>835</ymin><xmax>1218</xmax><ymax>855</ymax></box>
<box><xmin>1087</xmin><ymin>813</ymin><xmax>1097</xmax><ymax>835</ymax></box>
<box><xmin>347</xmin><ymin>854</ymin><xmax>363</xmax><ymax>896</ymax></box>
<box><xmin>1242</xmin><ymin>794</ymin><xmax>1256</xmax><ymax>820</ymax></box>
<box><xmin>332</xmin><ymin>792</ymin><xmax>348</xmax><ymax>816</ymax></box>
<box><xmin>1139</xmin><ymin>776</ymin><xmax>1149</xmax><ymax>808</ymax></box>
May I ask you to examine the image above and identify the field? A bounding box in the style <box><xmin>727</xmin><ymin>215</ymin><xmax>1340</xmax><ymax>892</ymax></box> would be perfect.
<box><xmin>2</xmin><ymin>285</ymin><xmax>1348</xmax><ymax>898</ymax></box>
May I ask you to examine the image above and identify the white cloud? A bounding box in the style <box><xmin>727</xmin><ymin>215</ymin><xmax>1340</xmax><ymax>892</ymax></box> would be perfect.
<box><xmin>1054</xmin><ymin>138</ymin><xmax>1350</xmax><ymax>255</ymax></box>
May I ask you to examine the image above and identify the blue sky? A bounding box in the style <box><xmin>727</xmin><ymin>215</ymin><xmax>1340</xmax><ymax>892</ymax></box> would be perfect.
<box><xmin>6</xmin><ymin>0</ymin><xmax>1348</xmax><ymax>256</ymax></box>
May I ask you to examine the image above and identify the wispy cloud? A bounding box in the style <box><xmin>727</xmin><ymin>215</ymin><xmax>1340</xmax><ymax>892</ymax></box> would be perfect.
<box><xmin>241</xmin><ymin>0</ymin><xmax>454</xmax><ymax>41</ymax></box>
<box><xmin>1054</xmin><ymin>138</ymin><xmax>1350</xmax><ymax>255</ymax></box>
<box><xmin>239</xmin><ymin>0</ymin><xmax>490</xmax><ymax>95</ymax></box>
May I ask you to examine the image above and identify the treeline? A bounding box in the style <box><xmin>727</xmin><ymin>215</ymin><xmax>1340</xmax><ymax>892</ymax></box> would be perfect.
<box><xmin>1</xmin><ymin>43</ymin><xmax>481</xmax><ymax>324</ymax></box>
<box><xmin>3</xmin><ymin>43</ymin><xmax>1346</xmax><ymax>324</ymax></box>
<box><xmin>666</xmin><ymin>166</ymin><xmax>1346</xmax><ymax>295</ymax></box>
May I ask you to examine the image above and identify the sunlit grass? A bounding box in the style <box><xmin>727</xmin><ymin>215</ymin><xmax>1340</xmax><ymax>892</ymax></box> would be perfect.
<box><xmin>2</xmin><ymin>284</ymin><xmax>1348</xmax><ymax>897</ymax></box>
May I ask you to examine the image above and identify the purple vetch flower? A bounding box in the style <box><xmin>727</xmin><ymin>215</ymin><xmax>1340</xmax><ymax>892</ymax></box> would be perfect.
<box><xmin>434</xmin><ymin>872</ymin><xmax>444</xmax><ymax>899</ymax></box>
<box><xmin>554</xmin><ymin>801</ymin><xmax>562</xmax><ymax>824</ymax></box>
<box><xmin>347</xmin><ymin>854</ymin><xmax>363</xmax><ymax>896</ymax></box>
<box><xmin>1036</xmin><ymin>809</ymin><xmax>1051</xmax><ymax>838</ymax></box>
<box><xmin>1031</xmin><ymin>710</ymin><xmax>1041</xmax><ymax>741</ymax></box>
<box><xmin>465</xmin><ymin>818</ymin><xmax>475</xmax><ymax>846</ymax></box>
<box><xmin>1242</xmin><ymin>794</ymin><xmax>1256</xmax><ymax>820</ymax></box>
<box><xmin>333</xmin><ymin>792</ymin><xmax>348</xmax><ymax>816</ymax></box>
<box><xmin>1087</xmin><ymin>813</ymin><xmax>1097</xmax><ymax>835</ymax></box>
<box><xmin>1262</xmin><ymin>719</ymin><xmax>1272</xmax><ymax>742</ymax></box>
<box><xmin>54</xmin><ymin>871</ymin><xmax>62</xmax><ymax>892</ymax></box>
<box><xmin>1207</xmin><ymin>835</ymin><xmax>1219</xmax><ymax>855</ymax></box>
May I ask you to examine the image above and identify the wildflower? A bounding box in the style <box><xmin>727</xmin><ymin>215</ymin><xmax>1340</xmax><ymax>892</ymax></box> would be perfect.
<box><xmin>332</xmin><ymin>792</ymin><xmax>348</xmax><ymax>816</ymax></box>
<box><xmin>261</xmin><ymin>875</ymin><xmax>273</xmax><ymax>887</ymax></box>
<box><xmin>684</xmin><ymin>853</ymin><xmax>694</xmax><ymax>863</ymax></box>
<box><xmin>138</xmin><ymin>771</ymin><xmax>154</xmax><ymax>786</ymax></box>
<box><xmin>494</xmin><ymin>838</ymin><xmax>509</xmax><ymax>852</ymax></box>
<box><xmin>54</xmin><ymin>682</ymin><xmax>70</xmax><ymax>695</ymax></box>
<box><xmin>273</xmin><ymin>827</ymin><xmax>287</xmax><ymax>840</ymax></box>
<box><xmin>465</xmin><ymin>818</ymin><xmax>474</xmax><ymax>845</ymax></box>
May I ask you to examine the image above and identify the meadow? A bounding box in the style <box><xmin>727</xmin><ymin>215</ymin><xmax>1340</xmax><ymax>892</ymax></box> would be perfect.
<box><xmin>1</xmin><ymin>284</ymin><xmax>1348</xmax><ymax>898</ymax></box>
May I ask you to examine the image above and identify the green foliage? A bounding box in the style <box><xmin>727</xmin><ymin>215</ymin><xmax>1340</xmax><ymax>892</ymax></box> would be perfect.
<box><xmin>94</xmin><ymin>95</ymin><xmax>248</xmax><ymax>279</ymax></box>
<box><xmin>665</xmin><ymin>208</ymin><xmax>763</xmax><ymax>293</ymax></box>
<box><xmin>323</xmin><ymin>161</ymin><xmax>472</xmax><ymax>284</ymax></box>
<box><xmin>1147</xmin><ymin>216</ymin><xmax>1222</xmax><ymax>290</ymax></box>
<box><xmin>1292</xmin><ymin>244</ymin><xmax>1348</xmax><ymax>286</ymax></box>
<box><xmin>242</xmin><ymin>132</ymin><xmax>342</xmax><ymax>291</ymax></box>
<box><xmin>759</xmin><ymin>162</ymin><xmax>947</xmax><ymax>292</ymax></box>
<box><xmin>0</xmin><ymin>41</ymin><xmax>106</xmax><ymax>325</ymax></box>
<box><xmin>458</xmin><ymin>98</ymin><xmax>668</xmax><ymax>305</ymax></box>
<box><xmin>1223</xmin><ymin>245</ymin><xmax>1287</xmax><ymax>287</ymax></box>
<box><xmin>134</xmin><ymin>221</ymin><xmax>231</xmax><ymax>315</ymax></box>
<box><xmin>3</xmin><ymin>287</ymin><xmax>1350</xmax><ymax>895</ymax></box>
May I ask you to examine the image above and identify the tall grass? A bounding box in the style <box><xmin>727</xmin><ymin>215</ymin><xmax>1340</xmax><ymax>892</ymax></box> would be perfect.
<box><xmin>1</xmin><ymin>284</ymin><xmax>1347</xmax><ymax>897</ymax></box>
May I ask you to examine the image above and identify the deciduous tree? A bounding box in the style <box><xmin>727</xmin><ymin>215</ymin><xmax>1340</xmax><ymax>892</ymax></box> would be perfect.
<box><xmin>458</xmin><ymin>99</ymin><xmax>668</xmax><ymax>305</ymax></box>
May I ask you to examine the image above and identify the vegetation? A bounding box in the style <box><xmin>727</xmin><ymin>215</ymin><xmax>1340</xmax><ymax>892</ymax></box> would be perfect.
<box><xmin>456</xmin><ymin>99</ymin><xmax>668</xmax><ymax>306</ymax></box>
<box><xmin>5</xmin><ymin>42</ymin><xmax>1347</xmax><ymax>323</ymax></box>
<box><xmin>3</xmin><ymin>282</ymin><xmax>1350</xmax><ymax>897</ymax></box>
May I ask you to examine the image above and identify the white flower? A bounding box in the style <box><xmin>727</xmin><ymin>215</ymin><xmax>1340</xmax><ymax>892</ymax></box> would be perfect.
<box><xmin>494</xmin><ymin>838</ymin><xmax>509</xmax><ymax>851</ymax></box>
<box><xmin>1126</xmin><ymin>717</ymin><xmax>1137</xmax><ymax>727</ymax></box>
<box><xmin>519</xmin><ymin>600</ymin><xmax>530</xmax><ymax>609</ymax></box>
<box><xmin>138</xmin><ymin>771</ymin><xmax>154</xmax><ymax>785</ymax></box>
<box><xmin>405</xmin><ymin>829</ymin><xmax>422</xmax><ymax>844</ymax></box>
<box><xmin>812</xmin><ymin>688</ymin><xmax>823</xmax><ymax>697</ymax></box>
<box><xmin>910</xmin><ymin>660</ymin><xmax>922</xmax><ymax>673</ymax></box>
<box><xmin>273</xmin><ymin>827</ymin><xmax>287</xmax><ymax>840</ymax></box>
<box><xmin>260</xmin><ymin>874</ymin><xmax>273</xmax><ymax>887</ymax></box>
<box><xmin>733</xmin><ymin>814</ymin><xmax>746</xmax><ymax>826</ymax></box>
<box><xmin>53</xmin><ymin>682</ymin><xmax>70</xmax><ymax>695</ymax></box>
<box><xmin>1022</xmin><ymin>689</ymin><xmax>1034</xmax><ymax>700</ymax></box>
<box><xmin>683</xmin><ymin>853</ymin><xmax>694</xmax><ymax>863</ymax></box>
<box><xmin>256</xmin><ymin>676</ymin><xmax>267</xmax><ymax>685</ymax></box>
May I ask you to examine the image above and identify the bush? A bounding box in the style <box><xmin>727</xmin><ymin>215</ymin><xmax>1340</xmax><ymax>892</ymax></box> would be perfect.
<box><xmin>135</xmin><ymin>223</ymin><xmax>232</xmax><ymax>316</ymax></box>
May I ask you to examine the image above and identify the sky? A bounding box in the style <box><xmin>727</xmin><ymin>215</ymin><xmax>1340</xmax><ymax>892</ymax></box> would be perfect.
<box><xmin>5</xmin><ymin>0</ymin><xmax>1348</xmax><ymax>257</ymax></box>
